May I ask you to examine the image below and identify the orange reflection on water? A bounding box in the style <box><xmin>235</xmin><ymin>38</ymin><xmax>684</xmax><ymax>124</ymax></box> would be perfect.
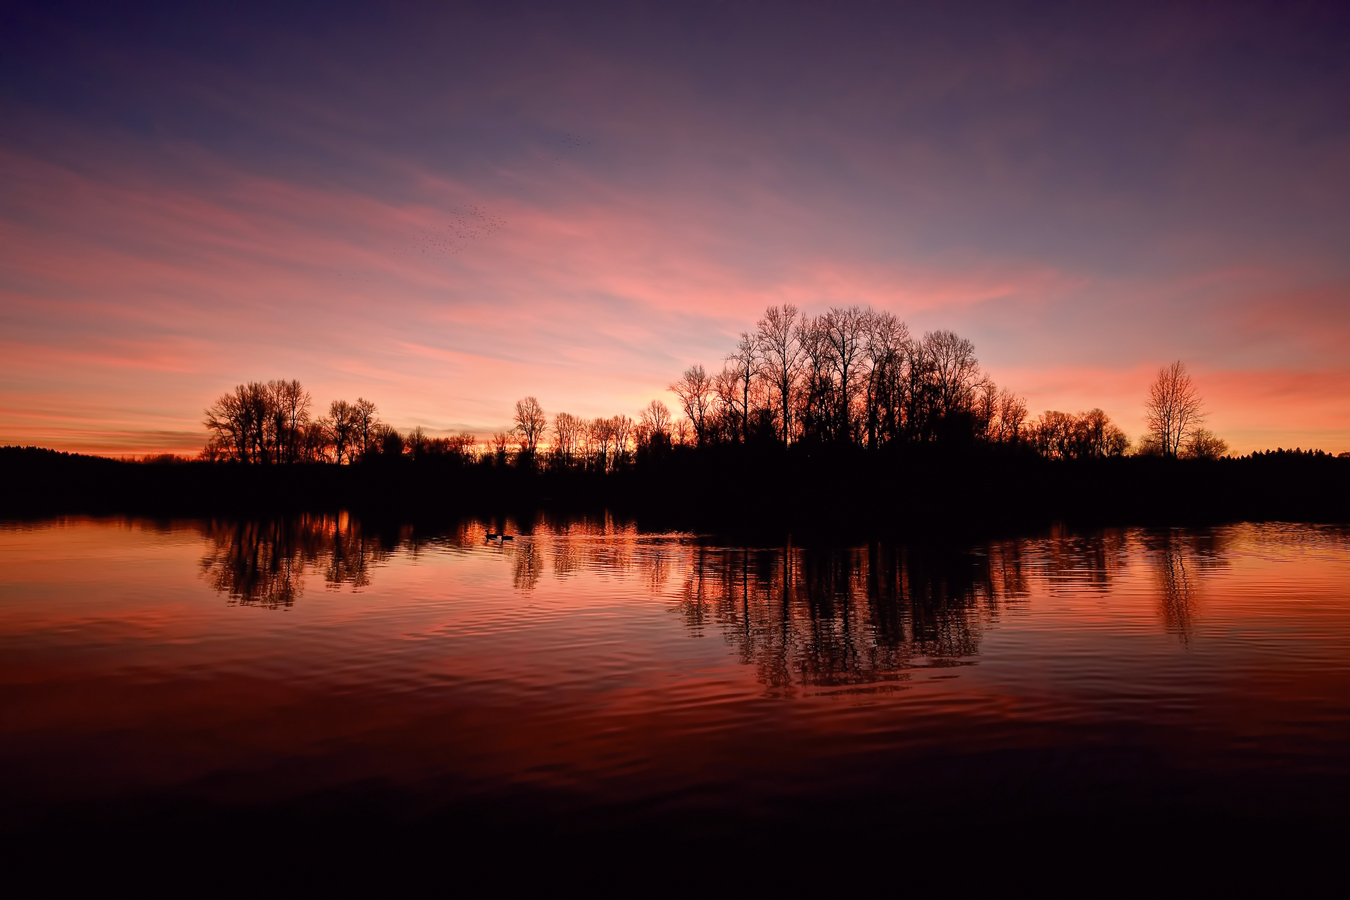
<box><xmin>1</xmin><ymin>517</ymin><xmax>1350</xmax><ymax>824</ymax></box>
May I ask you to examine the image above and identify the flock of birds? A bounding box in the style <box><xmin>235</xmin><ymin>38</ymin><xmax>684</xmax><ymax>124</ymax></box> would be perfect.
<box><xmin>541</xmin><ymin>131</ymin><xmax>592</xmax><ymax>164</ymax></box>
<box><xmin>407</xmin><ymin>204</ymin><xmax>509</xmax><ymax>261</ymax></box>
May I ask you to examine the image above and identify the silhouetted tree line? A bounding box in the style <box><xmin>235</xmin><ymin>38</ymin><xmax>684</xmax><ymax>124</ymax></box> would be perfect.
<box><xmin>20</xmin><ymin>309</ymin><xmax>1350</xmax><ymax>528</ymax></box>
<box><xmin>1245</xmin><ymin>447</ymin><xmax>1350</xmax><ymax>461</ymax></box>
<box><xmin>666</xmin><ymin>305</ymin><xmax>1032</xmax><ymax>450</ymax></box>
<box><xmin>194</xmin><ymin>308</ymin><xmax>1154</xmax><ymax>475</ymax></box>
<box><xmin>4</xmin><ymin>439</ymin><xmax>1349</xmax><ymax>531</ymax></box>
<box><xmin>199</xmin><ymin>309</ymin><xmax>1245</xmax><ymax>475</ymax></box>
<box><xmin>202</xmin><ymin>380</ymin><xmax>478</xmax><ymax>466</ymax></box>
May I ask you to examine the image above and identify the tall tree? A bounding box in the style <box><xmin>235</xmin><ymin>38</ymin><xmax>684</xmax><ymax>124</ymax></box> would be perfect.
<box><xmin>923</xmin><ymin>330</ymin><xmax>981</xmax><ymax>421</ymax></box>
<box><xmin>996</xmin><ymin>389</ymin><xmax>1028</xmax><ymax>444</ymax></box>
<box><xmin>862</xmin><ymin>310</ymin><xmax>910</xmax><ymax>449</ymax></box>
<box><xmin>724</xmin><ymin>332</ymin><xmax>761</xmax><ymax>444</ymax></box>
<box><xmin>587</xmin><ymin>417</ymin><xmax>615</xmax><ymax>471</ymax></box>
<box><xmin>795</xmin><ymin>315</ymin><xmax>834</xmax><ymax>443</ymax></box>
<box><xmin>1144</xmin><ymin>361</ymin><xmax>1205</xmax><ymax>459</ymax></box>
<box><xmin>353</xmin><ymin>398</ymin><xmax>380</xmax><ymax>459</ymax></box>
<box><xmin>326</xmin><ymin>400</ymin><xmax>359</xmax><ymax>464</ymax></box>
<box><xmin>514</xmin><ymin>396</ymin><xmax>548</xmax><ymax>458</ymax></box>
<box><xmin>204</xmin><ymin>382</ymin><xmax>273</xmax><ymax>463</ymax></box>
<box><xmin>821</xmin><ymin>306</ymin><xmax>869</xmax><ymax>442</ymax></box>
<box><xmin>610</xmin><ymin>414</ymin><xmax>634</xmax><ymax>468</ymax></box>
<box><xmin>552</xmin><ymin>412</ymin><xmax>583</xmax><ymax>467</ymax></box>
<box><xmin>755</xmin><ymin>304</ymin><xmax>803</xmax><ymax>445</ymax></box>
<box><xmin>669</xmin><ymin>364</ymin><xmax>716</xmax><ymax>446</ymax></box>
<box><xmin>268</xmin><ymin>379</ymin><xmax>311</xmax><ymax>464</ymax></box>
<box><xmin>491</xmin><ymin>431</ymin><xmax>511</xmax><ymax>465</ymax></box>
<box><xmin>204</xmin><ymin>387</ymin><xmax>250</xmax><ymax>463</ymax></box>
<box><xmin>640</xmin><ymin>399</ymin><xmax>672</xmax><ymax>436</ymax></box>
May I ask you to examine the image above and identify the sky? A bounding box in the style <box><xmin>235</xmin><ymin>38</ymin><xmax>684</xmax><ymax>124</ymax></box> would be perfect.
<box><xmin>2</xmin><ymin>0</ymin><xmax>1349</xmax><ymax>456</ymax></box>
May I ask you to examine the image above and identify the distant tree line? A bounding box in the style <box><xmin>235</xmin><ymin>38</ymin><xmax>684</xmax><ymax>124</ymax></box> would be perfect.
<box><xmin>201</xmin><ymin>306</ymin><xmax>1231</xmax><ymax>467</ymax></box>
<box><xmin>202</xmin><ymin>380</ymin><xmax>477</xmax><ymax>465</ymax></box>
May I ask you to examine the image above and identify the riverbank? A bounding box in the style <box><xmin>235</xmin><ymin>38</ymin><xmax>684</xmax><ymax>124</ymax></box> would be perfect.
<box><xmin>3</xmin><ymin>445</ymin><xmax>1347</xmax><ymax>541</ymax></box>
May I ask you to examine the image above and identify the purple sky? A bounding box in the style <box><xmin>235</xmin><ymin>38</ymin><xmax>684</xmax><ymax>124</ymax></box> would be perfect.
<box><xmin>2</xmin><ymin>1</ymin><xmax>1349</xmax><ymax>454</ymax></box>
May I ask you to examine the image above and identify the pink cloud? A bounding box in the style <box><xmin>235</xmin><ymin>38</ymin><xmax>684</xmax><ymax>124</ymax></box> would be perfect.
<box><xmin>2</xmin><ymin>126</ymin><xmax>1348</xmax><ymax>458</ymax></box>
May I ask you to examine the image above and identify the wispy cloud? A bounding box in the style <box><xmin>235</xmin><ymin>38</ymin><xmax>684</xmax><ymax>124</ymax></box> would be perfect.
<box><xmin>3</xmin><ymin>3</ymin><xmax>1349</xmax><ymax>455</ymax></box>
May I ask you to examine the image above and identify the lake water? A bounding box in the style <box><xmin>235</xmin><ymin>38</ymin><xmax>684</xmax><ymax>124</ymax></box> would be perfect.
<box><xmin>3</xmin><ymin>515</ymin><xmax>1350</xmax><ymax>886</ymax></box>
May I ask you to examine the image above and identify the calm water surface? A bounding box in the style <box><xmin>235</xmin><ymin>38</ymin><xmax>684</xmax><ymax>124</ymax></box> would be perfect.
<box><xmin>3</xmin><ymin>515</ymin><xmax>1350</xmax><ymax>879</ymax></box>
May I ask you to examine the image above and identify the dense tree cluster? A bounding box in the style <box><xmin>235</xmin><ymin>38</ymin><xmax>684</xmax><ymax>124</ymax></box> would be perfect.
<box><xmin>1027</xmin><ymin>409</ymin><xmax>1131</xmax><ymax>460</ymax></box>
<box><xmin>532</xmin><ymin>404</ymin><xmax>640</xmax><ymax>473</ymax></box>
<box><xmin>666</xmin><ymin>305</ymin><xmax>1031</xmax><ymax>449</ymax></box>
<box><xmin>201</xmin><ymin>308</ymin><xmax>1226</xmax><ymax>468</ymax></box>
<box><xmin>203</xmin><ymin>380</ymin><xmax>323</xmax><ymax>464</ymax></box>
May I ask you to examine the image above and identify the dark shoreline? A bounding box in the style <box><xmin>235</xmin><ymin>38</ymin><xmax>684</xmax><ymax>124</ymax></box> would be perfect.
<box><xmin>3</xmin><ymin>445</ymin><xmax>1347</xmax><ymax>541</ymax></box>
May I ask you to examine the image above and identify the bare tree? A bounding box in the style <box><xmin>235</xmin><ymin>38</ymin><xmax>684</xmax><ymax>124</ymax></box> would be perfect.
<box><xmin>353</xmin><ymin>398</ymin><xmax>380</xmax><ymax>459</ymax></box>
<box><xmin>672</xmin><ymin>417</ymin><xmax>693</xmax><ymax>446</ymax></box>
<box><xmin>204</xmin><ymin>382</ymin><xmax>276</xmax><ymax>463</ymax></box>
<box><xmin>203</xmin><ymin>381</ymin><xmax>324</xmax><ymax>463</ymax></box>
<box><xmin>513</xmin><ymin>396</ymin><xmax>548</xmax><ymax>458</ymax></box>
<box><xmin>1029</xmin><ymin>407</ymin><xmax>1131</xmax><ymax>460</ymax></box>
<box><xmin>923</xmin><ymin>330</ymin><xmax>982</xmax><ymax>421</ymax></box>
<box><xmin>587</xmin><ymin>417</ymin><xmax>615</xmax><ymax>471</ymax></box>
<box><xmin>712</xmin><ymin>366</ymin><xmax>743</xmax><ymax>442</ymax></box>
<box><xmin>326</xmin><ymin>400</ymin><xmax>359</xmax><ymax>464</ymax></box>
<box><xmin>795</xmin><ymin>314</ymin><xmax>834</xmax><ymax>442</ymax></box>
<box><xmin>1145</xmin><ymin>361</ymin><xmax>1206</xmax><ymax>459</ymax></box>
<box><xmin>374</xmin><ymin>424</ymin><xmax>405</xmax><ymax>458</ymax></box>
<box><xmin>996</xmin><ymin>389</ymin><xmax>1028</xmax><ymax>444</ymax></box>
<box><xmin>406</xmin><ymin>426</ymin><xmax>428</xmax><ymax>460</ymax></box>
<box><xmin>491</xmin><ymin>431</ymin><xmax>511</xmax><ymax>465</ymax></box>
<box><xmin>821</xmin><ymin>306</ymin><xmax>869</xmax><ymax>442</ymax></box>
<box><xmin>638</xmin><ymin>400</ymin><xmax>673</xmax><ymax>451</ymax></box>
<box><xmin>1030</xmin><ymin>410</ymin><xmax>1080</xmax><ymax>460</ymax></box>
<box><xmin>553</xmin><ymin>412</ymin><xmax>583</xmax><ymax>467</ymax></box>
<box><xmin>972</xmin><ymin>378</ymin><xmax>999</xmax><ymax>443</ymax></box>
<box><xmin>1184</xmin><ymin>429</ymin><xmax>1227</xmax><ymax>460</ymax></box>
<box><xmin>755</xmin><ymin>304</ymin><xmax>803</xmax><ymax>445</ymax></box>
<box><xmin>1074</xmin><ymin>408</ymin><xmax>1129</xmax><ymax>458</ymax></box>
<box><xmin>862</xmin><ymin>310</ymin><xmax>910</xmax><ymax>449</ymax></box>
<box><xmin>640</xmin><ymin>399</ymin><xmax>672</xmax><ymax>437</ymax></box>
<box><xmin>448</xmin><ymin>432</ymin><xmax>478</xmax><ymax>462</ymax></box>
<box><xmin>204</xmin><ymin>386</ymin><xmax>251</xmax><ymax>463</ymax></box>
<box><xmin>1104</xmin><ymin>426</ymin><xmax>1131</xmax><ymax>457</ymax></box>
<box><xmin>1080</xmin><ymin>408</ymin><xmax>1110</xmax><ymax>457</ymax></box>
<box><xmin>300</xmin><ymin>420</ymin><xmax>332</xmax><ymax>462</ymax></box>
<box><xmin>724</xmin><ymin>332</ymin><xmax>761</xmax><ymax>443</ymax></box>
<box><xmin>417</xmin><ymin>431</ymin><xmax>478</xmax><ymax>464</ymax></box>
<box><xmin>669</xmin><ymin>364</ymin><xmax>717</xmax><ymax>446</ymax></box>
<box><xmin>611</xmin><ymin>414</ymin><xmax>634</xmax><ymax>467</ymax></box>
<box><xmin>268</xmin><ymin>380</ymin><xmax>311</xmax><ymax>463</ymax></box>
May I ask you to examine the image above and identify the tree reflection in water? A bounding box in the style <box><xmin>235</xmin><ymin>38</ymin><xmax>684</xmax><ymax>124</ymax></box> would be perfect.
<box><xmin>199</xmin><ymin>513</ymin><xmax>394</xmax><ymax>608</ymax></box>
<box><xmin>197</xmin><ymin>513</ymin><xmax>1247</xmax><ymax>682</ymax></box>
<box><xmin>674</xmin><ymin>542</ymin><xmax>1031</xmax><ymax>694</ymax></box>
<box><xmin>1141</xmin><ymin>528</ymin><xmax>1232</xmax><ymax>643</ymax></box>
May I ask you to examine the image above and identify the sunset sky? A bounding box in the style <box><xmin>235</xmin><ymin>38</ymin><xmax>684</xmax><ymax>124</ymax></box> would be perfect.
<box><xmin>2</xmin><ymin>1</ymin><xmax>1348</xmax><ymax>456</ymax></box>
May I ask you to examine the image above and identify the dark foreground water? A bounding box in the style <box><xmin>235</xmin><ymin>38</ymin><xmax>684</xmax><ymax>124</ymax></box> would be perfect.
<box><xmin>3</xmin><ymin>515</ymin><xmax>1350</xmax><ymax>888</ymax></box>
